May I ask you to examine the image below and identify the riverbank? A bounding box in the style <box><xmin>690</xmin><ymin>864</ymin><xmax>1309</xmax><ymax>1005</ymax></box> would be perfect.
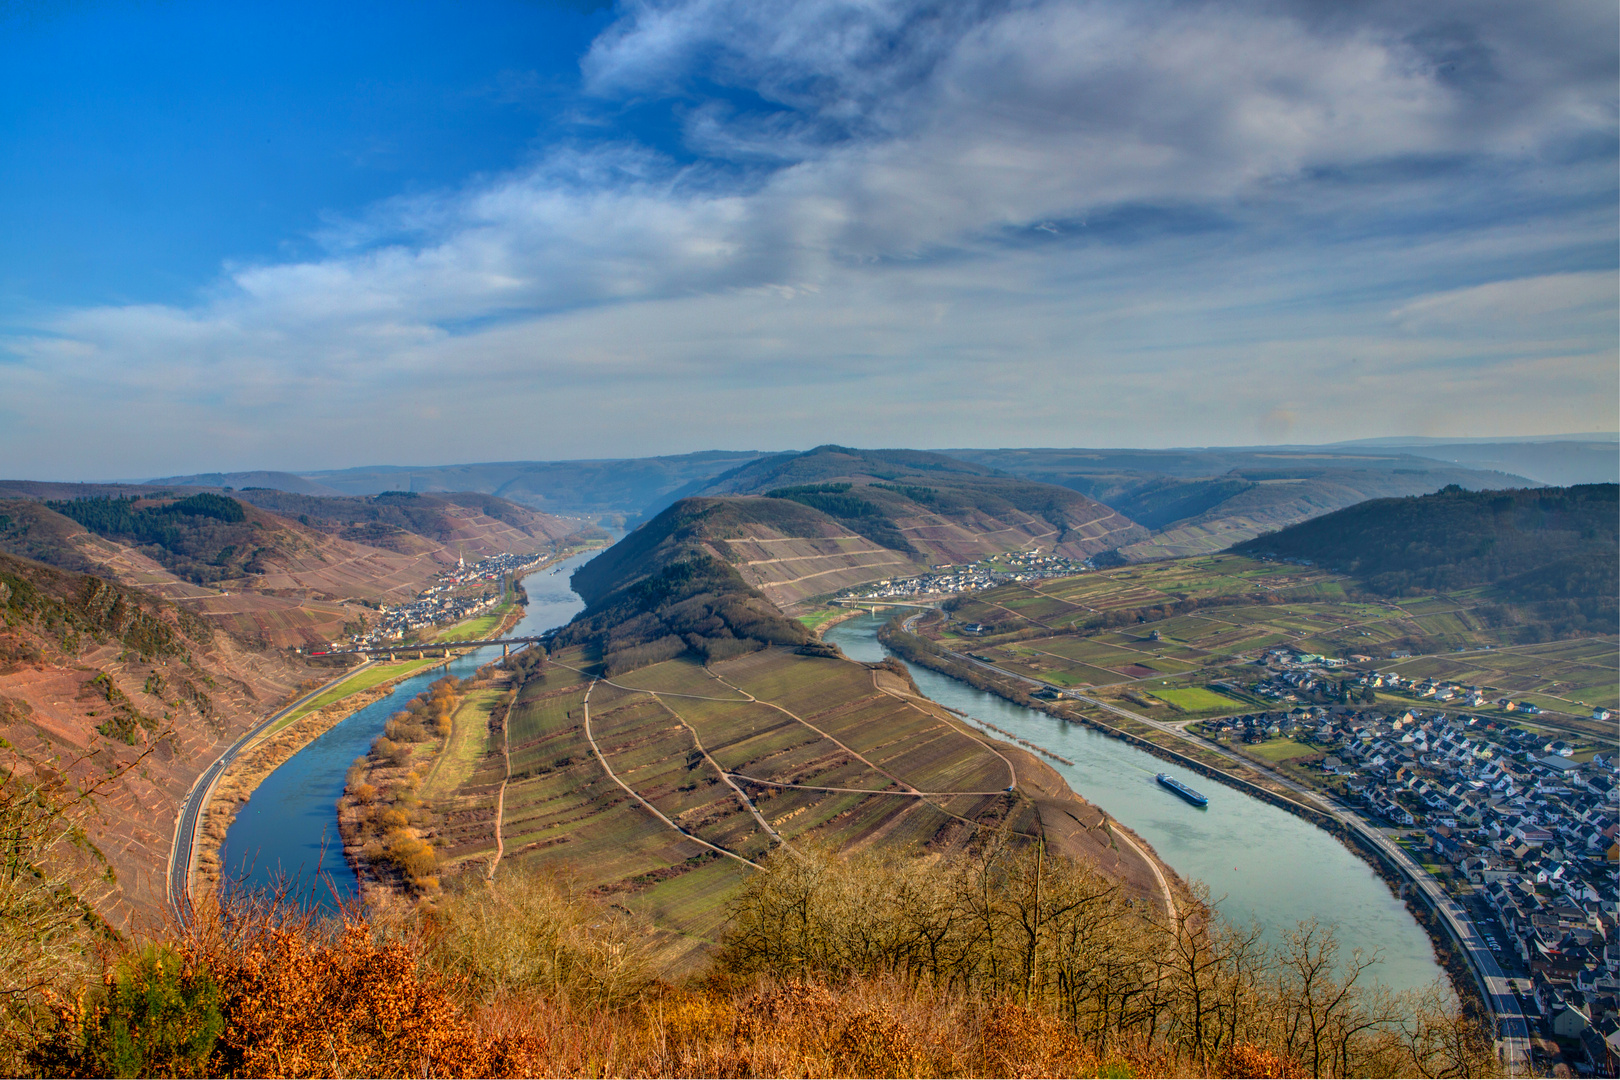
<box><xmin>194</xmin><ymin>659</ymin><xmax>456</xmax><ymax>895</ymax></box>
<box><xmin>217</xmin><ymin>542</ymin><xmax>610</xmax><ymax>907</ymax></box>
<box><xmin>875</xmin><ymin>614</ymin><xmax>1484</xmax><ymax>1016</ymax></box>
<box><xmin>194</xmin><ymin>550</ymin><xmax>568</xmax><ymax>897</ymax></box>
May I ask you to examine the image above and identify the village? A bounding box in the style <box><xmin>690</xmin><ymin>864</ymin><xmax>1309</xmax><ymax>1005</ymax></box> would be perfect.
<box><xmin>357</xmin><ymin>550</ymin><xmax>546</xmax><ymax>646</ymax></box>
<box><xmin>838</xmin><ymin>551</ymin><xmax>1094</xmax><ymax>603</ymax></box>
<box><xmin>1195</xmin><ymin>647</ymin><xmax>1620</xmax><ymax>1071</ymax></box>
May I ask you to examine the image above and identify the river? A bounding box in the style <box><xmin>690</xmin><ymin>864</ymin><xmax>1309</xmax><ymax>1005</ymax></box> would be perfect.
<box><xmin>219</xmin><ymin>546</ymin><xmax>604</xmax><ymax>904</ymax></box>
<box><xmin>823</xmin><ymin>612</ymin><xmax>1449</xmax><ymax>996</ymax></box>
<box><xmin>223</xmin><ymin>565</ymin><xmax>1448</xmax><ymax>995</ymax></box>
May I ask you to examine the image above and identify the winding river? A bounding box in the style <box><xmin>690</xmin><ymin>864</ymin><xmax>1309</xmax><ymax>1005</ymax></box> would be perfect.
<box><xmin>823</xmin><ymin>612</ymin><xmax>1448</xmax><ymax>995</ymax></box>
<box><xmin>220</xmin><ymin>546</ymin><xmax>603</xmax><ymax>904</ymax></box>
<box><xmin>223</xmin><ymin>564</ymin><xmax>1447</xmax><ymax>995</ymax></box>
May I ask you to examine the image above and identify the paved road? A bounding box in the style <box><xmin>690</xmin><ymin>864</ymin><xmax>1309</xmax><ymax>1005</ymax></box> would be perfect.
<box><xmin>165</xmin><ymin>661</ymin><xmax>375</xmax><ymax>920</ymax></box>
<box><xmin>911</xmin><ymin>625</ymin><xmax>1530</xmax><ymax>1070</ymax></box>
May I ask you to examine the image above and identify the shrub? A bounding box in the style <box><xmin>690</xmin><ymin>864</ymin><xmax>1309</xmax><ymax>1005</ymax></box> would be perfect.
<box><xmin>77</xmin><ymin>944</ymin><xmax>223</xmax><ymax>1078</ymax></box>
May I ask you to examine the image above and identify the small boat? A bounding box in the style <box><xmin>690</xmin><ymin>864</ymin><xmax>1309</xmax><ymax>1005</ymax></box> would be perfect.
<box><xmin>1156</xmin><ymin>773</ymin><xmax>1208</xmax><ymax>807</ymax></box>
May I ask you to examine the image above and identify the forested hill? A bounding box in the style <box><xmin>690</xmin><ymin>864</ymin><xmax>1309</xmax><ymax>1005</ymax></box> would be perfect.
<box><xmin>556</xmin><ymin>498</ymin><xmax>816</xmax><ymax>675</ymax></box>
<box><xmin>1232</xmin><ymin>484</ymin><xmax>1618</xmax><ymax>603</ymax></box>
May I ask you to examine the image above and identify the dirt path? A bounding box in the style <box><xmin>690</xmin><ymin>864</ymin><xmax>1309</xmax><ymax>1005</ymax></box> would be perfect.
<box><xmin>580</xmin><ymin>679</ymin><xmax>761</xmax><ymax>868</ymax></box>
<box><xmin>486</xmin><ymin>699</ymin><xmax>512</xmax><ymax>881</ymax></box>
<box><xmin>1110</xmin><ymin>816</ymin><xmax>1177</xmax><ymax>920</ymax></box>
<box><xmin>653</xmin><ymin>695</ymin><xmax>795</xmax><ymax>852</ymax></box>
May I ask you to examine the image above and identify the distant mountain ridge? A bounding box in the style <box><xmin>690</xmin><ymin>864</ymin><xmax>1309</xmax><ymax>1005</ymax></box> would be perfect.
<box><xmin>941</xmin><ymin>446</ymin><xmax>1539</xmax><ymax>559</ymax></box>
<box><xmin>144</xmin><ymin>436</ymin><xmax>1608</xmax><ymax>559</ymax></box>
<box><xmin>145</xmin><ymin>470</ymin><xmax>346</xmax><ymax>496</ymax></box>
<box><xmin>154</xmin><ymin>452</ymin><xmax>770</xmax><ymax>519</ymax></box>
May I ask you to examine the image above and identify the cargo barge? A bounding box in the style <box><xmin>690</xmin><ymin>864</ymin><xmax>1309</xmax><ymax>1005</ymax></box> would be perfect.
<box><xmin>1156</xmin><ymin>773</ymin><xmax>1209</xmax><ymax>807</ymax></box>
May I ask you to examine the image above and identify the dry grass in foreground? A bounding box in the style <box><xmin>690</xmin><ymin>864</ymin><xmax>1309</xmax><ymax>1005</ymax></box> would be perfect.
<box><xmin>4</xmin><ymin>755</ymin><xmax>1498</xmax><ymax>1079</ymax></box>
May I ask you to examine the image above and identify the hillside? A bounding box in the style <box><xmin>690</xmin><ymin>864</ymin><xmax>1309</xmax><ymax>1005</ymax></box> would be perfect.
<box><xmin>219</xmin><ymin>488</ymin><xmax>592</xmax><ymax>556</ymax></box>
<box><xmin>696</xmin><ymin>445</ymin><xmax>1147</xmax><ymax>568</ymax></box>
<box><xmin>1232</xmin><ymin>483</ymin><xmax>1618</xmax><ymax>619</ymax></box>
<box><xmin>178</xmin><ymin>450</ymin><xmax>772</xmax><ymax>518</ymax></box>
<box><xmin>943</xmin><ymin>447</ymin><xmax>1537</xmax><ymax>559</ymax></box>
<box><xmin>0</xmin><ymin>551</ymin><xmax>314</xmax><ymax>933</ymax></box>
<box><xmin>556</xmin><ymin>498</ymin><xmax>817</xmax><ymax>674</ymax></box>
<box><xmin>383</xmin><ymin>511</ymin><xmax>1180</xmax><ymax>971</ymax></box>
<box><xmin>0</xmin><ymin>486</ymin><xmax>596</xmax><ymax>647</ymax></box>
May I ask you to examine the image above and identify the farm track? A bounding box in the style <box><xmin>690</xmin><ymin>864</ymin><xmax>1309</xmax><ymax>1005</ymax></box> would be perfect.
<box><xmin>654</xmin><ymin>696</ymin><xmax>794</xmax><ymax>852</ymax></box>
<box><xmin>548</xmin><ymin>658</ymin><xmax>1042</xmax><ymax>855</ymax></box>
<box><xmin>579</xmin><ymin>679</ymin><xmax>761</xmax><ymax>869</ymax></box>
<box><xmin>487</xmin><ymin>696</ymin><xmax>513</xmax><ymax>880</ymax></box>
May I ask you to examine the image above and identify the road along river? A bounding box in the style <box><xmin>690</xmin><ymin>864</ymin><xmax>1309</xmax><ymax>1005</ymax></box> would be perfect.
<box><xmin>220</xmin><ymin>546</ymin><xmax>603</xmax><ymax>906</ymax></box>
<box><xmin>222</xmin><ymin>563</ymin><xmax>1446</xmax><ymax>996</ymax></box>
<box><xmin>824</xmin><ymin>612</ymin><xmax>1450</xmax><ymax>996</ymax></box>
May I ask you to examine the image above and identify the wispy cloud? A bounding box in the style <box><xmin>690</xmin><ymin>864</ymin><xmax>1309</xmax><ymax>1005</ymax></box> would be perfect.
<box><xmin>3</xmin><ymin>0</ymin><xmax>1615</xmax><ymax>477</ymax></box>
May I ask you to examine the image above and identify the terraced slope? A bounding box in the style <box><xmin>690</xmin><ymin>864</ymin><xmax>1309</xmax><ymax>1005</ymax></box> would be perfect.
<box><xmin>0</xmin><ymin>487</ymin><xmax>596</xmax><ymax>646</ymax></box>
<box><xmin>429</xmin><ymin>647</ymin><xmax>1168</xmax><ymax>969</ymax></box>
<box><xmin>0</xmin><ymin>551</ymin><xmax>315</xmax><ymax>934</ymax></box>
<box><xmin>696</xmin><ymin>445</ymin><xmax>1146</xmax><ymax>571</ymax></box>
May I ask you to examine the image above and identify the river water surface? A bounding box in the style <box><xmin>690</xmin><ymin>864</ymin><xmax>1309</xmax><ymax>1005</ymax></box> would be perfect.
<box><xmin>220</xmin><ymin>546</ymin><xmax>603</xmax><ymax>904</ymax></box>
<box><xmin>224</xmin><ymin>567</ymin><xmax>1449</xmax><ymax>995</ymax></box>
<box><xmin>823</xmin><ymin>612</ymin><xmax>1448</xmax><ymax>995</ymax></box>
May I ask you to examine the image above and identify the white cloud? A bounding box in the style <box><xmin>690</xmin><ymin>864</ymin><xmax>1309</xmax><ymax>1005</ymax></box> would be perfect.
<box><xmin>2</xmin><ymin>0</ymin><xmax>1615</xmax><ymax>476</ymax></box>
<box><xmin>1392</xmin><ymin>271</ymin><xmax>1618</xmax><ymax>333</ymax></box>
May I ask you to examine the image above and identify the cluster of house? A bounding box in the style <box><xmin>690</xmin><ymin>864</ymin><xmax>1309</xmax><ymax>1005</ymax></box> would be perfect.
<box><xmin>432</xmin><ymin>550</ymin><xmax>545</xmax><ymax>588</ymax></box>
<box><xmin>357</xmin><ymin>551</ymin><xmax>543</xmax><ymax>644</ymax></box>
<box><xmin>842</xmin><ymin>553</ymin><xmax>1091</xmax><ymax>603</ymax></box>
<box><xmin>1250</xmin><ymin>649</ymin><xmax>1604</xmax><ymax>723</ymax></box>
<box><xmin>1199</xmin><ymin>711</ymin><xmax>1303</xmax><ymax>744</ymax></box>
<box><xmin>1356</xmin><ymin>669</ymin><xmax>1569</xmax><ymax>715</ymax></box>
<box><xmin>1294</xmin><ymin>706</ymin><xmax>1618</xmax><ymax>1068</ymax></box>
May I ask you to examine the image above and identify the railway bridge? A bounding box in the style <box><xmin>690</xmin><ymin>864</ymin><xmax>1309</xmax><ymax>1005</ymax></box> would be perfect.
<box><xmin>311</xmin><ymin>636</ymin><xmax>546</xmax><ymax>660</ymax></box>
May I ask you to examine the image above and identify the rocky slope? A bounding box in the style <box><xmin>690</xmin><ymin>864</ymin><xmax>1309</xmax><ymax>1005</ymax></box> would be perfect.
<box><xmin>0</xmin><ymin>551</ymin><xmax>319</xmax><ymax>934</ymax></box>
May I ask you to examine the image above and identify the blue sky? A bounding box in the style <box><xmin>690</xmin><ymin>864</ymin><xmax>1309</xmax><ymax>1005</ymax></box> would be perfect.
<box><xmin>2</xmin><ymin>0</ymin><xmax>1615</xmax><ymax>478</ymax></box>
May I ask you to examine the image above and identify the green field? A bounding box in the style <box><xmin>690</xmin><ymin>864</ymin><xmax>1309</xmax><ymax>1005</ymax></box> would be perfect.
<box><xmin>270</xmin><ymin>657</ymin><xmax>447</xmax><ymax>732</ymax></box>
<box><xmin>933</xmin><ymin>552</ymin><xmax>1617</xmax><ymax>727</ymax></box>
<box><xmin>1149</xmin><ymin>687</ymin><xmax>1247</xmax><ymax>713</ymax></box>
<box><xmin>794</xmin><ymin>607</ymin><xmax>851</xmax><ymax>631</ymax></box>
<box><xmin>435</xmin><ymin>603</ymin><xmax>515</xmax><ymax>642</ymax></box>
<box><xmin>1240</xmin><ymin>738</ymin><xmax>1321</xmax><ymax>763</ymax></box>
<box><xmin>421</xmin><ymin>688</ymin><xmax>504</xmax><ymax>800</ymax></box>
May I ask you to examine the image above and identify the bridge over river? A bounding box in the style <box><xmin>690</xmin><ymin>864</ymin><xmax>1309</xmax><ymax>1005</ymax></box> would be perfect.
<box><xmin>312</xmin><ymin>636</ymin><xmax>546</xmax><ymax>660</ymax></box>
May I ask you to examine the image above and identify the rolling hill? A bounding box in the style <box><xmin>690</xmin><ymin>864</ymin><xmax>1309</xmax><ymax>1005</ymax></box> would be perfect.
<box><xmin>1231</xmin><ymin>483</ymin><xmax>1618</xmax><ymax>603</ymax></box>
<box><xmin>0</xmin><ymin>485</ymin><xmax>597</xmax><ymax>647</ymax></box>
<box><xmin>944</xmin><ymin>446</ymin><xmax>1538</xmax><ymax>559</ymax></box>
<box><xmin>553</xmin><ymin>447</ymin><xmax>1146</xmax><ymax>674</ymax></box>
<box><xmin>556</xmin><ymin>498</ymin><xmax>820</xmax><ymax>675</ymax></box>
<box><xmin>694</xmin><ymin>445</ymin><xmax>1146</xmax><ymax>568</ymax></box>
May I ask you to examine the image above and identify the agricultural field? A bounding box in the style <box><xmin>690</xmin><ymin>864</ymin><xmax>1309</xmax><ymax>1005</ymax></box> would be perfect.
<box><xmin>1150</xmin><ymin>687</ymin><xmax>1248</xmax><ymax>713</ymax></box>
<box><xmin>1237</xmin><ymin>738</ymin><xmax>1321</xmax><ymax>763</ymax></box>
<box><xmin>429</xmin><ymin>646</ymin><xmax>1058</xmax><ymax>971</ymax></box>
<box><xmin>932</xmin><ymin>554</ymin><xmax>1618</xmax><ymax>726</ymax></box>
